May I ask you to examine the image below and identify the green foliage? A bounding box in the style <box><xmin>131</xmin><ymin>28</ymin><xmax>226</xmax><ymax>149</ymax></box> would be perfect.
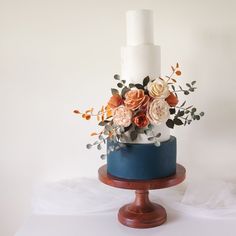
<box><xmin>135</xmin><ymin>83</ymin><xmax>144</xmax><ymax>89</ymax></box>
<box><xmin>98</xmin><ymin>120</ymin><xmax>110</xmax><ymax>126</ymax></box>
<box><xmin>100</xmin><ymin>154</ymin><xmax>106</xmax><ymax>160</ymax></box>
<box><xmin>114</xmin><ymin>74</ymin><xmax>120</xmax><ymax>80</ymax></box>
<box><xmin>121</xmin><ymin>86</ymin><xmax>130</xmax><ymax>98</ymax></box>
<box><xmin>166</xmin><ymin>119</ymin><xmax>175</xmax><ymax>129</ymax></box>
<box><xmin>111</xmin><ymin>88</ymin><xmax>119</xmax><ymax>95</ymax></box>
<box><xmin>143</xmin><ymin>76</ymin><xmax>150</xmax><ymax>87</ymax></box>
<box><xmin>86</xmin><ymin>144</ymin><xmax>92</xmax><ymax>149</ymax></box>
<box><xmin>130</xmin><ymin>130</ymin><xmax>138</xmax><ymax>141</ymax></box>
<box><xmin>117</xmin><ymin>83</ymin><xmax>123</xmax><ymax>88</ymax></box>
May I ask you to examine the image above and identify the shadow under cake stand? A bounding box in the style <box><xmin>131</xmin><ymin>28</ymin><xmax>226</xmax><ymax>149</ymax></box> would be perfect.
<box><xmin>98</xmin><ymin>164</ymin><xmax>186</xmax><ymax>228</ymax></box>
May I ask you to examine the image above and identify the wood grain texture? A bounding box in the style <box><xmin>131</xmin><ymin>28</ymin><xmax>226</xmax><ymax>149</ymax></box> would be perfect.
<box><xmin>98</xmin><ymin>164</ymin><xmax>186</xmax><ymax>190</ymax></box>
<box><xmin>98</xmin><ymin>164</ymin><xmax>186</xmax><ymax>228</ymax></box>
<box><xmin>118</xmin><ymin>190</ymin><xmax>167</xmax><ymax>228</ymax></box>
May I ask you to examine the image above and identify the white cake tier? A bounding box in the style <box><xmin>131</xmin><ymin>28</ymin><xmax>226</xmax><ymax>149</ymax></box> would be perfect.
<box><xmin>121</xmin><ymin>45</ymin><xmax>161</xmax><ymax>84</ymax></box>
<box><xmin>120</xmin><ymin>9</ymin><xmax>170</xmax><ymax>143</ymax></box>
<box><xmin>121</xmin><ymin>122</ymin><xmax>170</xmax><ymax>144</ymax></box>
<box><xmin>126</xmin><ymin>9</ymin><xmax>154</xmax><ymax>46</ymax></box>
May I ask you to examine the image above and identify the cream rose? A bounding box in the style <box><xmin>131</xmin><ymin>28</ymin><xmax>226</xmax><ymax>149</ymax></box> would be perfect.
<box><xmin>147</xmin><ymin>99</ymin><xmax>170</xmax><ymax>125</ymax></box>
<box><xmin>147</xmin><ymin>79</ymin><xmax>170</xmax><ymax>98</ymax></box>
<box><xmin>113</xmin><ymin>105</ymin><xmax>132</xmax><ymax>127</ymax></box>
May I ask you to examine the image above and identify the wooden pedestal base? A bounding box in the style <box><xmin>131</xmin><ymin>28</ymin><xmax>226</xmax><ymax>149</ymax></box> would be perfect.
<box><xmin>118</xmin><ymin>190</ymin><xmax>166</xmax><ymax>228</ymax></box>
<box><xmin>98</xmin><ymin>164</ymin><xmax>186</xmax><ymax>229</ymax></box>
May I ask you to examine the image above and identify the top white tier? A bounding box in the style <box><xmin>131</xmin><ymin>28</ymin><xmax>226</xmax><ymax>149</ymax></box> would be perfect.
<box><xmin>126</xmin><ymin>9</ymin><xmax>154</xmax><ymax>46</ymax></box>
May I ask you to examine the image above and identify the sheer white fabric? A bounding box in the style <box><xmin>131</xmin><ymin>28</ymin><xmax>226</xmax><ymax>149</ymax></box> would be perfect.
<box><xmin>32</xmin><ymin>178</ymin><xmax>236</xmax><ymax>219</ymax></box>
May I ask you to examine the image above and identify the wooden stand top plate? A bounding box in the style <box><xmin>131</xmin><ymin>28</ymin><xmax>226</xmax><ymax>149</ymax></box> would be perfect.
<box><xmin>98</xmin><ymin>164</ymin><xmax>186</xmax><ymax>190</ymax></box>
<box><xmin>98</xmin><ymin>164</ymin><xmax>186</xmax><ymax>228</ymax></box>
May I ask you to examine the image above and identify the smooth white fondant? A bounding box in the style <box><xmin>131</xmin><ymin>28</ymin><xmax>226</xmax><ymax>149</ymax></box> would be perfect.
<box><xmin>121</xmin><ymin>9</ymin><xmax>170</xmax><ymax>143</ymax></box>
<box><xmin>121</xmin><ymin>45</ymin><xmax>160</xmax><ymax>83</ymax></box>
<box><xmin>126</xmin><ymin>9</ymin><xmax>154</xmax><ymax>46</ymax></box>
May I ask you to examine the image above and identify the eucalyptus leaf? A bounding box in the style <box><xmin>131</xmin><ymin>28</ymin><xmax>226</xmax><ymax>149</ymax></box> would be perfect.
<box><xmin>86</xmin><ymin>144</ymin><xmax>92</xmax><ymax>149</ymax></box>
<box><xmin>114</xmin><ymin>74</ymin><xmax>120</xmax><ymax>80</ymax></box>
<box><xmin>154</xmin><ymin>141</ymin><xmax>160</xmax><ymax>147</ymax></box>
<box><xmin>130</xmin><ymin>131</ymin><xmax>138</xmax><ymax>141</ymax></box>
<box><xmin>111</xmin><ymin>88</ymin><xmax>119</xmax><ymax>95</ymax></box>
<box><xmin>117</xmin><ymin>83</ymin><xmax>123</xmax><ymax>88</ymax></box>
<box><xmin>174</xmin><ymin>118</ymin><xmax>183</xmax><ymax>126</ymax></box>
<box><xmin>180</xmin><ymin>101</ymin><xmax>186</xmax><ymax>107</ymax></box>
<box><xmin>97</xmin><ymin>144</ymin><xmax>102</xmax><ymax>150</ymax></box>
<box><xmin>195</xmin><ymin>115</ymin><xmax>200</xmax><ymax>120</ymax></box>
<box><xmin>147</xmin><ymin>137</ymin><xmax>155</xmax><ymax>141</ymax></box>
<box><xmin>93</xmin><ymin>140</ymin><xmax>99</xmax><ymax>145</ymax></box>
<box><xmin>100</xmin><ymin>154</ymin><xmax>106</xmax><ymax>160</ymax></box>
<box><xmin>144</xmin><ymin>129</ymin><xmax>152</xmax><ymax>136</ymax></box>
<box><xmin>98</xmin><ymin>120</ymin><xmax>109</xmax><ymax>126</ymax></box>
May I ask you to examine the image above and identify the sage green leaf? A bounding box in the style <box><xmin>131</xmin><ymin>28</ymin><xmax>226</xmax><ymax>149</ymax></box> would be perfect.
<box><xmin>111</xmin><ymin>88</ymin><xmax>119</xmax><ymax>95</ymax></box>
<box><xmin>97</xmin><ymin>144</ymin><xmax>102</xmax><ymax>150</ymax></box>
<box><xmin>121</xmin><ymin>86</ymin><xmax>130</xmax><ymax>97</ymax></box>
<box><xmin>86</xmin><ymin>144</ymin><xmax>92</xmax><ymax>149</ymax></box>
<box><xmin>117</xmin><ymin>83</ymin><xmax>123</xmax><ymax>88</ymax></box>
<box><xmin>147</xmin><ymin>137</ymin><xmax>155</xmax><ymax>141</ymax></box>
<box><xmin>143</xmin><ymin>76</ymin><xmax>150</xmax><ymax>87</ymax></box>
<box><xmin>130</xmin><ymin>131</ymin><xmax>138</xmax><ymax>141</ymax></box>
<box><xmin>154</xmin><ymin>141</ymin><xmax>160</xmax><ymax>147</ymax></box>
<box><xmin>174</xmin><ymin>118</ymin><xmax>183</xmax><ymax>125</ymax></box>
<box><xmin>114</xmin><ymin>74</ymin><xmax>120</xmax><ymax>80</ymax></box>
<box><xmin>166</xmin><ymin>119</ymin><xmax>175</xmax><ymax>129</ymax></box>
<box><xmin>100</xmin><ymin>154</ymin><xmax>106</xmax><ymax>160</ymax></box>
<box><xmin>135</xmin><ymin>84</ymin><xmax>144</xmax><ymax>89</ymax></box>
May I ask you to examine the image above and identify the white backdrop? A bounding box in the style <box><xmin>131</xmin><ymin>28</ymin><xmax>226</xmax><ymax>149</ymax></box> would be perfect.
<box><xmin>0</xmin><ymin>0</ymin><xmax>236</xmax><ymax>235</ymax></box>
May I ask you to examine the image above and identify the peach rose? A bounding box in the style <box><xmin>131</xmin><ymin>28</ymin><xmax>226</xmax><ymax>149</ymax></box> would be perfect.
<box><xmin>147</xmin><ymin>79</ymin><xmax>170</xmax><ymax>99</ymax></box>
<box><xmin>147</xmin><ymin>99</ymin><xmax>170</xmax><ymax>125</ymax></box>
<box><xmin>133</xmin><ymin>112</ymin><xmax>149</xmax><ymax>128</ymax></box>
<box><xmin>108</xmin><ymin>94</ymin><xmax>123</xmax><ymax>109</ymax></box>
<box><xmin>165</xmin><ymin>92</ymin><xmax>179</xmax><ymax>107</ymax></box>
<box><xmin>124</xmin><ymin>89</ymin><xmax>150</xmax><ymax>111</ymax></box>
<box><xmin>113</xmin><ymin>105</ymin><xmax>132</xmax><ymax>127</ymax></box>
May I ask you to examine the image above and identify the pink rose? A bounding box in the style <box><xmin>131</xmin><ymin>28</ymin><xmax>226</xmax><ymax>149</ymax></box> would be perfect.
<box><xmin>113</xmin><ymin>105</ymin><xmax>132</xmax><ymax>127</ymax></box>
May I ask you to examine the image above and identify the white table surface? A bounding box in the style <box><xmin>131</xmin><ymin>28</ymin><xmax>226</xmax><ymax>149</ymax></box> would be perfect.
<box><xmin>15</xmin><ymin>210</ymin><xmax>236</xmax><ymax>236</ymax></box>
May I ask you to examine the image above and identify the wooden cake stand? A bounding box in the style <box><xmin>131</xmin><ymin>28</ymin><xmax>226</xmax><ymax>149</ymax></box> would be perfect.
<box><xmin>98</xmin><ymin>164</ymin><xmax>186</xmax><ymax>228</ymax></box>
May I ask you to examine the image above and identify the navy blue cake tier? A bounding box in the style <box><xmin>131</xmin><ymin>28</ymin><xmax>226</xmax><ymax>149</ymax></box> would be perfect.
<box><xmin>107</xmin><ymin>136</ymin><xmax>177</xmax><ymax>180</ymax></box>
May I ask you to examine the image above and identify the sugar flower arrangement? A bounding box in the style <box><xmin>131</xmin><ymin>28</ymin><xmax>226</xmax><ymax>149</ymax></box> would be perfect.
<box><xmin>74</xmin><ymin>63</ymin><xmax>204</xmax><ymax>159</ymax></box>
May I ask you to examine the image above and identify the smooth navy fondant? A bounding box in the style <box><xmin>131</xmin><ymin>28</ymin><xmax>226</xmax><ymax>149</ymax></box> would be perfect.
<box><xmin>107</xmin><ymin>136</ymin><xmax>177</xmax><ymax>180</ymax></box>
